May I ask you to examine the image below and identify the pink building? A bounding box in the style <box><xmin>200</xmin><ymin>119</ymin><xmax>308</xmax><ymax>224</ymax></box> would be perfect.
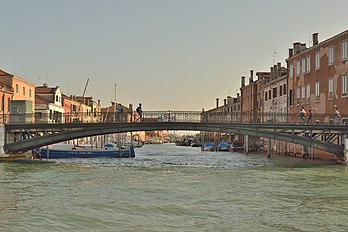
<box><xmin>287</xmin><ymin>30</ymin><xmax>348</xmax><ymax>118</ymax></box>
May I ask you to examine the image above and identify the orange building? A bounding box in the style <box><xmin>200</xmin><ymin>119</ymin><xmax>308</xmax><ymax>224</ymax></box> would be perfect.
<box><xmin>0</xmin><ymin>82</ymin><xmax>14</xmax><ymax>123</ymax></box>
<box><xmin>0</xmin><ymin>69</ymin><xmax>36</xmax><ymax>113</ymax></box>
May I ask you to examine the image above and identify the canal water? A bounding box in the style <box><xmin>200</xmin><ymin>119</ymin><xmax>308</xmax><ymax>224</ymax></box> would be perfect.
<box><xmin>0</xmin><ymin>143</ymin><xmax>347</xmax><ymax>231</ymax></box>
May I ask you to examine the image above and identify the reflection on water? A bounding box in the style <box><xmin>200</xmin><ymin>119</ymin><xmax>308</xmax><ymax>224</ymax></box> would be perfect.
<box><xmin>0</xmin><ymin>144</ymin><xmax>347</xmax><ymax>231</ymax></box>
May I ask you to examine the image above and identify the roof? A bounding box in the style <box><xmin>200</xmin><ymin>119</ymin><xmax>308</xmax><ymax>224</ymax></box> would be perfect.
<box><xmin>35</xmin><ymin>95</ymin><xmax>51</xmax><ymax>104</ymax></box>
<box><xmin>0</xmin><ymin>69</ymin><xmax>36</xmax><ymax>86</ymax></box>
<box><xmin>0</xmin><ymin>69</ymin><xmax>12</xmax><ymax>76</ymax></box>
<box><xmin>36</xmin><ymin>84</ymin><xmax>60</xmax><ymax>94</ymax></box>
<box><xmin>286</xmin><ymin>29</ymin><xmax>348</xmax><ymax>61</ymax></box>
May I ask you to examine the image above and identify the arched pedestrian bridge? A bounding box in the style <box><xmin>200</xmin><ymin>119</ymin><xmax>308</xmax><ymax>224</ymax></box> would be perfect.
<box><xmin>2</xmin><ymin>111</ymin><xmax>348</xmax><ymax>159</ymax></box>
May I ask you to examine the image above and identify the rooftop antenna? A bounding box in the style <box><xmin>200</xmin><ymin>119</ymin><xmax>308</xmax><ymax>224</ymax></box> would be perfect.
<box><xmin>114</xmin><ymin>83</ymin><xmax>117</xmax><ymax>104</ymax></box>
<box><xmin>228</xmin><ymin>83</ymin><xmax>232</xmax><ymax>96</ymax></box>
<box><xmin>272</xmin><ymin>51</ymin><xmax>277</xmax><ymax>65</ymax></box>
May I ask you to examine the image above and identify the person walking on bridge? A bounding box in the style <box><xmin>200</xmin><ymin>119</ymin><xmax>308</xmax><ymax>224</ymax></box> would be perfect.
<box><xmin>334</xmin><ymin>106</ymin><xmax>341</xmax><ymax>124</ymax></box>
<box><xmin>136</xmin><ymin>103</ymin><xmax>143</xmax><ymax>122</ymax></box>
<box><xmin>307</xmin><ymin>107</ymin><xmax>313</xmax><ymax>124</ymax></box>
<box><xmin>299</xmin><ymin>106</ymin><xmax>307</xmax><ymax>124</ymax></box>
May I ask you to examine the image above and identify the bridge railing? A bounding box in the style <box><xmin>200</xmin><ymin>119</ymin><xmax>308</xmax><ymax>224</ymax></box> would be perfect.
<box><xmin>2</xmin><ymin>111</ymin><xmax>347</xmax><ymax>125</ymax></box>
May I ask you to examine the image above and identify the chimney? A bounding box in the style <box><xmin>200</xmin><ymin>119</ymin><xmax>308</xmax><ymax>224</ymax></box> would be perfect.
<box><xmin>216</xmin><ymin>98</ymin><xmax>219</xmax><ymax>108</ymax></box>
<box><xmin>288</xmin><ymin>48</ymin><xmax>293</xmax><ymax>58</ymax></box>
<box><xmin>313</xmin><ymin>33</ymin><xmax>319</xmax><ymax>46</ymax></box>
<box><xmin>293</xmin><ymin>42</ymin><xmax>301</xmax><ymax>54</ymax></box>
<box><xmin>237</xmin><ymin>93</ymin><xmax>240</xmax><ymax>98</ymax></box>
<box><xmin>241</xmin><ymin>76</ymin><xmax>245</xmax><ymax>87</ymax></box>
<box><xmin>300</xmin><ymin>43</ymin><xmax>307</xmax><ymax>52</ymax></box>
<box><xmin>277</xmin><ymin>62</ymin><xmax>281</xmax><ymax>77</ymax></box>
<box><xmin>249</xmin><ymin>70</ymin><xmax>254</xmax><ymax>84</ymax></box>
<box><xmin>98</xmin><ymin>99</ymin><xmax>100</xmax><ymax>106</ymax></box>
<box><xmin>274</xmin><ymin>65</ymin><xmax>278</xmax><ymax>79</ymax></box>
<box><xmin>129</xmin><ymin>104</ymin><xmax>133</xmax><ymax>111</ymax></box>
<box><xmin>270</xmin><ymin>66</ymin><xmax>274</xmax><ymax>80</ymax></box>
<box><xmin>224</xmin><ymin>99</ymin><xmax>227</xmax><ymax>106</ymax></box>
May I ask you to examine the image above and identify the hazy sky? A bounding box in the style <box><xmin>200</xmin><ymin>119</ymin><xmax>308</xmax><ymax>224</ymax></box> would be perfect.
<box><xmin>1</xmin><ymin>0</ymin><xmax>347</xmax><ymax>111</ymax></box>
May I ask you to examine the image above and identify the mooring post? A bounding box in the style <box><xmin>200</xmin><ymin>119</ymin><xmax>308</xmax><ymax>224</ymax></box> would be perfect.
<box><xmin>245</xmin><ymin>135</ymin><xmax>249</xmax><ymax>155</ymax></box>
<box><xmin>344</xmin><ymin>136</ymin><xmax>348</xmax><ymax>165</ymax></box>
<box><xmin>0</xmin><ymin>124</ymin><xmax>9</xmax><ymax>157</ymax></box>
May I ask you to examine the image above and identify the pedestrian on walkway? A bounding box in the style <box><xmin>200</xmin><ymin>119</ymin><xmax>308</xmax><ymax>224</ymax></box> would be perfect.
<box><xmin>299</xmin><ymin>106</ymin><xmax>307</xmax><ymax>124</ymax></box>
<box><xmin>335</xmin><ymin>106</ymin><xmax>341</xmax><ymax>124</ymax></box>
<box><xmin>136</xmin><ymin>103</ymin><xmax>143</xmax><ymax>122</ymax></box>
<box><xmin>307</xmin><ymin>107</ymin><xmax>313</xmax><ymax>124</ymax></box>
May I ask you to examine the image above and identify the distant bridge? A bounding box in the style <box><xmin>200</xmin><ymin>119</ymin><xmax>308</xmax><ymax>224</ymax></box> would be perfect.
<box><xmin>2</xmin><ymin>111</ymin><xmax>348</xmax><ymax>158</ymax></box>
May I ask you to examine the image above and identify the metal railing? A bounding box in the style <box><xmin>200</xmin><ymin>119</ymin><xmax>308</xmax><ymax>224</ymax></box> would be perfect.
<box><xmin>2</xmin><ymin>111</ymin><xmax>347</xmax><ymax>125</ymax></box>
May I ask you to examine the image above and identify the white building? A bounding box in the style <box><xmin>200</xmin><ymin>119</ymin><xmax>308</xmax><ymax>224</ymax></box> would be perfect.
<box><xmin>262</xmin><ymin>63</ymin><xmax>288</xmax><ymax>123</ymax></box>
<box><xmin>35</xmin><ymin>84</ymin><xmax>65</xmax><ymax>123</ymax></box>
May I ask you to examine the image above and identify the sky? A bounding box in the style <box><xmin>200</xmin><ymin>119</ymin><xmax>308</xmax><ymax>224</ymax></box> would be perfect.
<box><xmin>1</xmin><ymin>0</ymin><xmax>348</xmax><ymax>111</ymax></box>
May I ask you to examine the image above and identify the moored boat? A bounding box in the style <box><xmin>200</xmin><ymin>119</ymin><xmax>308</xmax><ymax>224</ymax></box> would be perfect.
<box><xmin>203</xmin><ymin>142</ymin><xmax>215</xmax><ymax>151</ymax></box>
<box><xmin>218</xmin><ymin>142</ymin><xmax>231</xmax><ymax>151</ymax></box>
<box><xmin>33</xmin><ymin>143</ymin><xmax>135</xmax><ymax>159</ymax></box>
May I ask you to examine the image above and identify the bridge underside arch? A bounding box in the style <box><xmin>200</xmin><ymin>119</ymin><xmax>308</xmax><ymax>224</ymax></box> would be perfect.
<box><xmin>4</xmin><ymin>122</ymin><xmax>344</xmax><ymax>156</ymax></box>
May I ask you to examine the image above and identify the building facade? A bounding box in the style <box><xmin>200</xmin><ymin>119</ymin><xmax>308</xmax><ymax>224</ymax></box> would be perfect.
<box><xmin>35</xmin><ymin>84</ymin><xmax>65</xmax><ymax>123</ymax></box>
<box><xmin>287</xmin><ymin>30</ymin><xmax>348</xmax><ymax>121</ymax></box>
<box><xmin>262</xmin><ymin>63</ymin><xmax>288</xmax><ymax>123</ymax></box>
<box><xmin>0</xmin><ymin>69</ymin><xmax>36</xmax><ymax>114</ymax></box>
<box><xmin>240</xmin><ymin>70</ymin><xmax>264</xmax><ymax>122</ymax></box>
<box><xmin>0</xmin><ymin>83</ymin><xmax>14</xmax><ymax>123</ymax></box>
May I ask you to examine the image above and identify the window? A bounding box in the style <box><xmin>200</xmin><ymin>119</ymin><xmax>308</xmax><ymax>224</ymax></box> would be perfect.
<box><xmin>306</xmin><ymin>84</ymin><xmax>310</xmax><ymax>100</ymax></box>
<box><xmin>329</xmin><ymin>47</ymin><xmax>334</xmax><ymax>65</ymax></box>
<box><xmin>289</xmin><ymin>89</ymin><xmax>294</xmax><ymax>106</ymax></box>
<box><xmin>269</xmin><ymin>90</ymin><xmax>271</xmax><ymax>99</ymax></box>
<box><xmin>302</xmin><ymin>58</ymin><xmax>306</xmax><ymax>74</ymax></box>
<box><xmin>315</xmin><ymin>81</ymin><xmax>320</xmax><ymax>97</ymax></box>
<box><xmin>279</xmin><ymin>85</ymin><xmax>282</xmax><ymax>96</ymax></box>
<box><xmin>289</xmin><ymin>64</ymin><xmax>294</xmax><ymax>78</ymax></box>
<box><xmin>296</xmin><ymin>87</ymin><xmax>300</xmax><ymax>104</ymax></box>
<box><xmin>56</xmin><ymin>95</ymin><xmax>58</xmax><ymax>102</ymax></box>
<box><xmin>328</xmin><ymin>78</ymin><xmax>334</xmax><ymax>99</ymax></box>
<box><xmin>342</xmin><ymin>74</ymin><xmax>347</xmax><ymax>96</ymax></box>
<box><xmin>343</xmin><ymin>40</ymin><xmax>348</xmax><ymax>60</ymax></box>
<box><xmin>15</xmin><ymin>84</ymin><xmax>18</xmax><ymax>93</ymax></box>
<box><xmin>315</xmin><ymin>52</ymin><xmax>320</xmax><ymax>69</ymax></box>
<box><xmin>289</xmin><ymin>89</ymin><xmax>293</xmax><ymax>106</ymax></box>
<box><xmin>29</xmin><ymin>89</ymin><xmax>32</xmax><ymax>98</ymax></box>
<box><xmin>273</xmin><ymin>87</ymin><xmax>277</xmax><ymax>98</ymax></box>
<box><xmin>1</xmin><ymin>95</ymin><xmax>4</xmax><ymax>111</ymax></box>
<box><xmin>296</xmin><ymin>61</ymin><xmax>300</xmax><ymax>76</ymax></box>
<box><xmin>283</xmin><ymin>84</ymin><xmax>286</xmax><ymax>95</ymax></box>
<box><xmin>265</xmin><ymin>92</ymin><xmax>268</xmax><ymax>101</ymax></box>
<box><xmin>7</xmin><ymin>98</ymin><xmax>10</xmax><ymax>112</ymax></box>
<box><xmin>306</xmin><ymin>56</ymin><xmax>311</xmax><ymax>73</ymax></box>
<box><xmin>23</xmin><ymin>87</ymin><xmax>25</xmax><ymax>96</ymax></box>
<box><xmin>301</xmin><ymin>86</ymin><xmax>306</xmax><ymax>100</ymax></box>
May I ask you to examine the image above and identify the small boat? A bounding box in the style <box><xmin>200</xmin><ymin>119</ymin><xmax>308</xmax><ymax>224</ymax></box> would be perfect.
<box><xmin>33</xmin><ymin>143</ymin><xmax>135</xmax><ymax>159</ymax></box>
<box><xmin>218</xmin><ymin>142</ymin><xmax>231</xmax><ymax>151</ymax></box>
<box><xmin>203</xmin><ymin>142</ymin><xmax>215</xmax><ymax>151</ymax></box>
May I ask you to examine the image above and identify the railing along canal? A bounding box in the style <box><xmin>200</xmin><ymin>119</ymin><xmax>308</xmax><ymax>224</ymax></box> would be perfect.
<box><xmin>2</xmin><ymin>111</ymin><xmax>347</xmax><ymax>125</ymax></box>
